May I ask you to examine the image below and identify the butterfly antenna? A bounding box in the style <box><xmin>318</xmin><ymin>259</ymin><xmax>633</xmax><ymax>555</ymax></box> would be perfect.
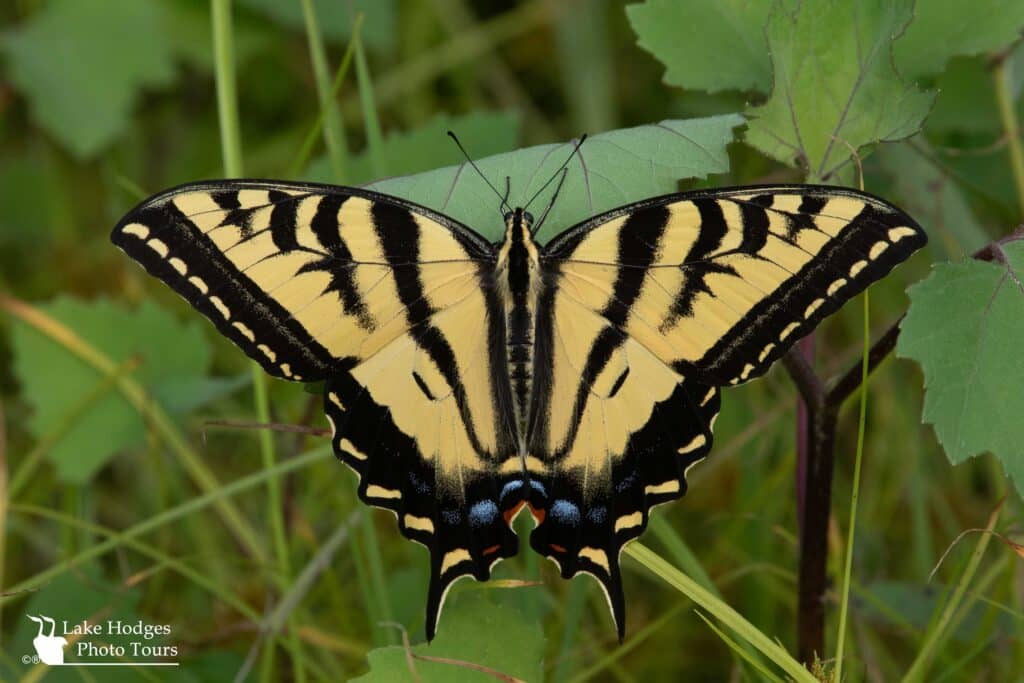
<box><xmin>532</xmin><ymin>169</ymin><xmax>568</xmax><ymax>236</ymax></box>
<box><xmin>525</xmin><ymin>134</ymin><xmax>587</xmax><ymax>235</ymax></box>
<box><xmin>447</xmin><ymin>130</ymin><xmax>511</xmax><ymax>215</ymax></box>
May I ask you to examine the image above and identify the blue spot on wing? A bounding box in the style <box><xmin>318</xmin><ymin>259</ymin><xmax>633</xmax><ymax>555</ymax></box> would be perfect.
<box><xmin>500</xmin><ymin>479</ymin><xmax>524</xmax><ymax>503</ymax></box>
<box><xmin>442</xmin><ymin>509</ymin><xmax>461</xmax><ymax>525</ymax></box>
<box><xmin>587</xmin><ymin>506</ymin><xmax>607</xmax><ymax>524</ymax></box>
<box><xmin>408</xmin><ymin>471</ymin><xmax>431</xmax><ymax>494</ymax></box>
<box><xmin>550</xmin><ymin>499</ymin><xmax>580</xmax><ymax>526</ymax></box>
<box><xmin>469</xmin><ymin>500</ymin><xmax>499</xmax><ymax>528</ymax></box>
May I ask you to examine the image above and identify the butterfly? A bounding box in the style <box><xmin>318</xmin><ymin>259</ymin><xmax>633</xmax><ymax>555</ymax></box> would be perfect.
<box><xmin>111</xmin><ymin>152</ymin><xmax>925</xmax><ymax>640</ymax></box>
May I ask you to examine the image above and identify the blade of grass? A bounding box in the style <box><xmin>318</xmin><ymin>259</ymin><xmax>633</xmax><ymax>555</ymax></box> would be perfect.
<box><xmin>288</xmin><ymin>17</ymin><xmax>361</xmax><ymax>179</ymax></box>
<box><xmin>647</xmin><ymin>514</ymin><xmax>717</xmax><ymax>594</ymax></box>
<box><xmin>901</xmin><ymin>500</ymin><xmax>1001</xmax><ymax>682</ymax></box>
<box><xmin>0</xmin><ymin>293</ymin><xmax>265</xmax><ymax>561</ymax></box>
<box><xmin>300</xmin><ymin>0</ymin><xmax>350</xmax><ymax>181</ymax></box>
<box><xmin>212</xmin><ymin>0</ymin><xmax>243</xmax><ymax>178</ymax></box>
<box><xmin>994</xmin><ymin>57</ymin><xmax>1024</xmax><ymax>216</ymax></box>
<box><xmin>695</xmin><ymin>611</ymin><xmax>786</xmax><ymax>683</ymax></box>
<box><xmin>211</xmin><ymin>2</ymin><xmax>305</xmax><ymax>679</ymax></box>
<box><xmin>647</xmin><ymin>513</ymin><xmax>769</xmax><ymax>676</ymax></box>
<box><xmin>353</xmin><ymin>25</ymin><xmax>384</xmax><ymax>178</ymax></box>
<box><xmin>0</xmin><ymin>445</ymin><xmax>331</xmax><ymax>604</ymax></box>
<box><xmin>834</xmin><ymin>290</ymin><xmax>871</xmax><ymax>682</ymax></box>
<box><xmin>624</xmin><ymin>542</ymin><xmax>817</xmax><ymax>683</ymax></box>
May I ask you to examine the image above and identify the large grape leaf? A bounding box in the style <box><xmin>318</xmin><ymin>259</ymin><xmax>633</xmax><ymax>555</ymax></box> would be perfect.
<box><xmin>0</xmin><ymin>0</ymin><xmax>177</xmax><ymax>159</ymax></box>
<box><xmin>369</xmin><ymin>115</ymin><xmax>745</xmax><ymax>243</ymax></box>
<box><xmin>893</xmin><ymin>0</ymin><xmax>1024</xmax><ymax>79</ymax></box>
<box><xmin>353</xmin><ymin>591</ymin><xmax>544</xmax><ymax>683</ymax></box>
<box><xmin>745</xmin><ymin>0</ymin><xmax>933</xmax><ymax>180</ymax></box>
<box><xmin>896</xmin><ymin>239</ymin><xmax>1024</xmax><ymax>495</ymax></box>
<box><xmin>626</xmin><ymin>0</ymin><xmax>772</xmax><ymax>94</ymax></box>
<box><xmin>10</xmin><ymin>298</ymin><xmax>224</xmax><ymax>483</ymax></box>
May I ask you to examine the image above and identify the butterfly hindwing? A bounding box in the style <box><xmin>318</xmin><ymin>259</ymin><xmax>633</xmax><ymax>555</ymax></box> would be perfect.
<box><xmin>112</xmin><ymin>181</ymin><xmax>523</xmax><ymax>637</ymax></box>
<box><xmin>528</xmin><ymin>185</ymin><xmax>924</xmax><ymax>634</ymax></box>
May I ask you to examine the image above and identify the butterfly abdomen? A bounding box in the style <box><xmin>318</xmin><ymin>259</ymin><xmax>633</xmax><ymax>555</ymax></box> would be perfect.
<box><xmin>495</xmin><ymin>209</ymin><xmax>543</xmax><ymax>443</ymax></box>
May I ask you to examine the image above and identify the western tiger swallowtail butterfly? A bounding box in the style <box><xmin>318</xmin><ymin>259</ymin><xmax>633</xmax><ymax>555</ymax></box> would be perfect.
<box><xmin>112</xmin><ymin>140</ymin><xmax>925</xmax><ymax>639</ymax></box>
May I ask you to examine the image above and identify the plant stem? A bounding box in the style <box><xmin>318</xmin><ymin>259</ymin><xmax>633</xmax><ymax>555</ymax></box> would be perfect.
<box><xmin>834</xmin><ymin>291</ymin><xmax>871</xmax><ymax>682</ymax></box>
<box><xmin>300</xmin><ymin>0</ymin><xmax>349</xmax><ymax>181</ymax></box>
<box><xmin>993</xmin><ymin>58</ymin><xmax>1024</xmax><ymax>217</ymax></box>
<box><xmin>211</xmin><ymin>4</ymin><xmax>303</xmax><ymax>678</ymax></box>
<box><xmin>211</xmin><ymin>0</ymin><xmax>243</xmax><ymax>178</ymax></box>
<box><xmin>288</xmin><ymin>14</ymin><xmax>362</xmax><ymax>178</ymax></box>
<box><xmin>353</xmin><ymin>28</ymin><xmax>385</xmax><ymax>178</ymax></box>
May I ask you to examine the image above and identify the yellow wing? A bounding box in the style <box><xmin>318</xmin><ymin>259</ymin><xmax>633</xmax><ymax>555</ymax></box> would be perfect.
<box><xmin>524</xmin><ymin>185</ymin><xmax>925</xmax><ymax>636</ymax></box>
<box><xmin>545</xmin><ymin>186</ymin><xmax>926</xmax><ymax>385</ymax></box>
<box><xmin>112</xmin><ymin>181</ymin><xmax>522</xmax><ymax>639</ymax></box>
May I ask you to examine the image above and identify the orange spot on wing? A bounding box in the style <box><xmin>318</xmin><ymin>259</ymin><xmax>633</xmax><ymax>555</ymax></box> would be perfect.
<box><xmin>482</xmin><ymin>544</ymin><xmax>501</xmax><ymax>556</ymax></box>
<box><xmin>503</xmin><ymin>501</ymin><xmax>526</xmax><ymax>524</ymax></box>
<box><xmin>550</xmin><ymin>543</ymin><xmax>567</xmax><ymax>553</ymax></box>
<box><xmin>528</xmin><ymin>503</ymin><xmax>546</xmax><ymax>525</ymax></box>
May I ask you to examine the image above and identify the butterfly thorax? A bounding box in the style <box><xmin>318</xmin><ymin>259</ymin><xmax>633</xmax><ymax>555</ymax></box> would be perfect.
<box><xmin>495</xmin><ymin>208</ymin><xmax>541</xmax><ymax>439</ymax></box>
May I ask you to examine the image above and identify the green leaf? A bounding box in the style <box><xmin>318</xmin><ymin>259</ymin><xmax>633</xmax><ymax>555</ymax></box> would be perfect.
<box><xmin>896</xmin><ymin>240</ymin><xmax>1024</xmax><ymax>496</ymax></box>
<box><xmin>893</xmin><ymin>0</ymin><xmax>1024</xmax><ymax>79</ymax></box>
<box><xmin>369</xmin><ymin>115</ymin><xmax>744</xmax><ymax>243</ymax></box>
<box><xmin>10</xmin><ymin>298</ymin><xmax>215</xmax><ymax>483</ymax></box>
<box><xmin>306</xmin><ymin>111</ymin><xmax>520</xmax><ymax>186</ymax></box>
<box><xmin>0</xmin><ymin>0</ymin><xmax>177</xmax><ymax>159</ymax></box>
<box><xmin>237</xmin><ymin>0</ymin><xmax>396</xmax><ymax>53</ymax></box>
<box><xmin>352</xmin><ymin>590</ymin><xmax>545</xmax><ymax>683</ymax></box>
<box><xmin>875</xmin><ymin>140</ymin><xmax>991</xmax><ymax>258</ymax></box>
<box><xmin>626</xmin><ymin>0</ymin><xmax>771</xmax><ymax>94</ymax></box>
<box><xmin>744</xmin><ymin>0</ymin><xmax>934</xmax><ymax>180</ymax></box>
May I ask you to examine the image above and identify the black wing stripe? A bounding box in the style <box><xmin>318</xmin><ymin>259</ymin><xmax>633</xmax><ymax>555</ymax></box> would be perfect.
<box><xmin>268</xmin><ymin>189</ymin><xmax>300</xmax><ymax>251</ymax></box>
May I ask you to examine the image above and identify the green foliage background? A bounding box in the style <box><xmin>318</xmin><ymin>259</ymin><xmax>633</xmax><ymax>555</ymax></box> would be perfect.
<box><xmin>1</xmin><ymin>0</ymin><xmax>1023</xmax><ymax>680</ymax></box>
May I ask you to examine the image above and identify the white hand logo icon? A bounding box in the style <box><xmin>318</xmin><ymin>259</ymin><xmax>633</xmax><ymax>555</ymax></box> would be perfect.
<box><xmin>27</xmin><ymin>615</ymin><xmax>67</xmax><ymax>665</ymax></box>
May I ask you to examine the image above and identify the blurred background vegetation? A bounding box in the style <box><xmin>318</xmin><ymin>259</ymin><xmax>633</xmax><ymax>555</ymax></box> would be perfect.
<box><xmin>1</xmin><ymin>0</ymin><xmax>1023</xmax><ymax>681</ymax></box>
